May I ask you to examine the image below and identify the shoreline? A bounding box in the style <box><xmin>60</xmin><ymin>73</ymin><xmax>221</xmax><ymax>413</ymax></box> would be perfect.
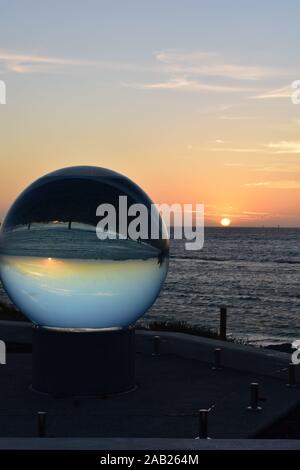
<box><xmin>0</xmin><ymin>301</ymin><xmax>294</xmax><ymax>354</ymax></box>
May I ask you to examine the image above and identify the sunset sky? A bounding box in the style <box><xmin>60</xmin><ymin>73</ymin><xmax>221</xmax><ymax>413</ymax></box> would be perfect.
<box><xmin>1</xmin><ymin>1</ymin><xmax>300</xmax><ymax>226</ymax></box>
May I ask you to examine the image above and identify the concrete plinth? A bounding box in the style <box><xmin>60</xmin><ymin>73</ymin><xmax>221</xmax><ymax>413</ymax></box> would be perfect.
<box><xmin>32</xmin><ymin>326</ymin><xmax>135</xmax><ymax>396</ymax></box>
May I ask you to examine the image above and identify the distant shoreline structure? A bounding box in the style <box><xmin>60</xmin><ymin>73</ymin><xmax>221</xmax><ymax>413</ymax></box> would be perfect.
<box><xmin>2</xmin><ymin>222</ymin><xmax>300</xmax><ymax>229</ymax></box>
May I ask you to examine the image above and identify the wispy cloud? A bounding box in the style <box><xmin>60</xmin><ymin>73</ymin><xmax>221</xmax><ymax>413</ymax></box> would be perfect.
<box><xmin>218</xmin><ymin>115</ymin><xmax>248</xmax><ymax>120</ymax></box>
<box><xmin>123</xmin><ymin>49</ymin><xmax>284</xmax><ymax>94</ymax></box>
<box><xmin>155</xmin><ymin>50</ymin><xmax>216</xmax><ymax>63</ymax></box>
<box><xmin>255</xmin><ymin>165</ymin><xmax>300</xmax><ymax>173</ymax></box>
<box><xmin>265</xmin><ymin>141</ymin><xmax>300</xmax><ymax>154</ymax></box>
<box><xmin>209</xmin><ymin>146</ymin><xmax>264</xmax><ymax>153</ymax></box>
<box><xmin>205</xmin><ymin>207</ymin><xmax>273</xmax><ymax>221</ymax></box>
<box><xmin>224</xmin><ymin>162</ymin><xmax>300</xmax><ymax>173</ymax></box>
<box><xmin>1</xmin><ymin>48</ymin><xmax>290</xmax><ymax>107</ymax></box>
<box><xmin>242</xmin><ymin>210</ymin><xmax>271</xmax><ymax>216</ymax></box>
<box><xmin>0</xmin><ymin>50</ymin><xmax>158</xmax><ymax>74</ymax></box>
<box><xmin>244</xmin><ymin>180</ymin><xmax>300</xmax><ymax>189</ymax></box>
<box><xmin>252</xmin><ymin>84</ymin><xmax>292</xmax><ymax>99</ymax></box>
<box><xmin>209</xmin><ymin>141</ymin><xmax>300</xmax><ymax>155</ymax></box>
<box><xmin>0</xmin><ymin>50</ymin><xmax>96</xmax><ymax>73</ymax></box>
<box><xmin>244</xmin><ymin>181</ymin><xmax>275</xmax><ymax>187</ymax></box>
<box><xmin>124</xmin><ymin>77</ymin><xmax>258</xmax><ymax>93</ymax></box>
<box><xmin>154</xmin><ymin>49</ymin><xmax>278</xmax><ymax>81</ymax></box>
<box><xmin>224</xmin><ymin>162</ymin><xmax>248</xmax><ymax>167</ymax></box>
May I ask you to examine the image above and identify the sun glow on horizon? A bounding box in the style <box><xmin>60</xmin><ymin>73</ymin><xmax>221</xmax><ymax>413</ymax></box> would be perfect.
<box><xmin>220</xmin><ymin>217</ymin><xmax>231</xmax><ymax>227</ymax></box>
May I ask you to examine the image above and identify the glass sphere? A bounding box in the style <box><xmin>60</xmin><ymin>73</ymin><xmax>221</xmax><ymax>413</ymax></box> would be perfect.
<box><xmin>0</xmin><ymin>166</ymin><xmax>169</xmax><ymax>329</ymax></box>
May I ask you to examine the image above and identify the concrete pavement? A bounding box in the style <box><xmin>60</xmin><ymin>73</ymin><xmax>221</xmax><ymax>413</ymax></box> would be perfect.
<box><xmin>0</xmin><ymin>322</ymin><xmax>299</xmax><ymax>439</ymax></box>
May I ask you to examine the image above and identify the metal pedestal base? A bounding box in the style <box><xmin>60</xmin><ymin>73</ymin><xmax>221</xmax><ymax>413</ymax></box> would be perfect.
<box><xmin>32</xmin><ymin>326</ymin><xmax>135</xmax><ymax>396</ymax></box>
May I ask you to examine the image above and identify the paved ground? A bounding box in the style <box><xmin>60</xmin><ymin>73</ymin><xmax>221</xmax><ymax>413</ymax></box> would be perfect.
<box><xmin>0</xmin><ymin>339</ymin><xmax>299</xmax><ymax>439</ymax></box>
<box><xmin>0</xmin><ymin>438</ymin><xmax>300</xmax><ymax>450</ymax></box>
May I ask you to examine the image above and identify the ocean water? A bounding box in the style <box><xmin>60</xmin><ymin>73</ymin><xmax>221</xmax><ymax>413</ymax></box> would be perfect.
<box><xmin>1</xmin><ymin>227</ymin><xmax>300</xmax><ymax>344</ymax></box>
<box><xmin>144</xmin><ymin>227</ymin><xmax>300</xmax><ymax>345</ymax></box>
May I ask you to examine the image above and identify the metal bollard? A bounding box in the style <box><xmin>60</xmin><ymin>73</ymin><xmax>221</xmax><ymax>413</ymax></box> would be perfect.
<box><xmin>198</xmin><ymin>409</ymin><xmax>209</xmax><ymax>439</ymax></box>
<box><xmin>219</xmin><ymin>306</ymin><xmax>227</xmax><ymax>341</ymax></box>
<box><xmin>152</xmin><ymin>335</ymin><xmax>161</xmax><ymax>357</ymax></box>
<box><xmin>247</xmin><ymin>383</ymin><xmax>262</xmax><ymax>411</ymax></box>
<box><xmin>212</xmin><ymin>348</ymin><xmax>222</xmax><ymax>370</ymax></box>
<box><xmin>37</xmin><ymin>411</ymin><xmax>47</xmax><ymax>437</ymax></box>
<box><xmin>286</xmin><ymin>363</ymin><xmax>297</xmax><ymax>387</ymax></box>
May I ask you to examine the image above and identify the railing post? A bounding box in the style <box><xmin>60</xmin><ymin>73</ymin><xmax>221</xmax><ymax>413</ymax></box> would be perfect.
<box><xmin>220</xmin><ymin>306</ymin><xmax>227</xmax><ymax>341</ymax></box>
<box><xmin>286</xmin><ymin>363</ymin><xmax>297</xmax><ymax>387</ymax></box>
<box><xmin>37</xmin><ymin>411</ymin><xmax>47</xmax><ymax>437</ymax></box>
<box><xmin>247</xmin><ymin>383</ymin><xmax>262</xmax><ymax>411</ymax></box>
<box><xmin>198</xmin><ymin>409</ymin><xmax>208</xmax><ymax>439</ymax></box>
<box><xmin>212</xmin><ymin>348</ymin><xmax>222</xmax><ymax>370</ymax></box>
<box><xmin>152</xmin><ymin>335</ymin><xmax>161</xmax><ymax>357</ymax></box>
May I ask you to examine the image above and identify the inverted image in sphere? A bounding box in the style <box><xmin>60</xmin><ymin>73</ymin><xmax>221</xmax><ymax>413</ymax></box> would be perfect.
<box><xmin>0</xmin><ymin>166</ymin><xmax>169</xmax><ymax>329</ymax></box>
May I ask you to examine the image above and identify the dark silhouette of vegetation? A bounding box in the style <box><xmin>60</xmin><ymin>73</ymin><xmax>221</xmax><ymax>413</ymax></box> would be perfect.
<box><xmin>137</xmin><ymin>320</ymin><xmax>224</xmax><ymax>340</ymax></box>
<box><xmin>0</xmin><ymin>301</ymin><xmax>28</xmax><ymax>322</ymax></box>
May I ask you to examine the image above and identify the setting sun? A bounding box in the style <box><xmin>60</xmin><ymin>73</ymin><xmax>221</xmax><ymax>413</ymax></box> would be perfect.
<box><xmin>220</xmin><ymin>217</ymin><xmax>231</xmax><ymax>227</ymax></box>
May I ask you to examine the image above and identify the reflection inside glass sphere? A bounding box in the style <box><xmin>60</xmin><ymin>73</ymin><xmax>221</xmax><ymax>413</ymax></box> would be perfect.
<box><xmin>0</xmin><ymin>166</ymin><xmax>169</xmax><ymax>329</ymax></box>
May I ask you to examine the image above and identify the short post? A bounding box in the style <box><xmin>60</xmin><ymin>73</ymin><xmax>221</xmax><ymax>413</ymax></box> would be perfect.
<box><xmin>212</xmin><ymin>348</ymin><xmax>222</xmax><ymax>370</ymax></box>
<box><xmin>198</xmin><ymin>409</ymin><xmax>208</xmax><ymax>439</ymax></box>
<box><xmin>37</xmin><ymin>411</ymin><xmax>47</xmax><ymax>437</ymax></box>
<box><xmin>152</xmin><ymin>335</ymin><xmax>161</xmax><ymax>357</ymax></box>
<box><xmin>286</xmin><ymin>363</ymin><xmax>297</xmax><ymax>387</ymax></box>
<box><xmin>219</xmin><ymin>306</ymin><xmax>227</xmax><ymax>341</ymax></box>
<box><xmin>247</xmin><ymin>382</ymin><xmax>262</xmax><ymax>411</ymax></box>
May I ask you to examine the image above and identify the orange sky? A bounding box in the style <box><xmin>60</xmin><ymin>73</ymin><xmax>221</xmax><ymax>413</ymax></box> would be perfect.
<box><xmin>1</xmin><ymin>1</ymin><xmax>300</xmax><ymax>227</ymax></box>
